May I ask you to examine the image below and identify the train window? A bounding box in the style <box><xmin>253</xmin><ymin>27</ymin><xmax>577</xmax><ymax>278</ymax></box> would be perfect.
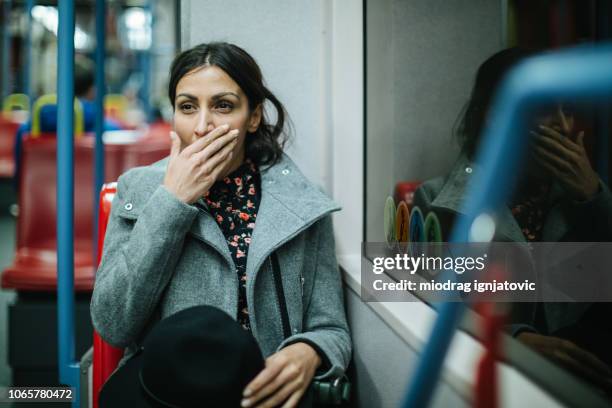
<box><xmin>365</xmin><ymin>0</ymin><xmax>612</xmax><ymax>402</ymax></box>
<box><xmin>2</xmin><ymin>1</ymin><xmax>178</xmax><ymax>125</ymax></box>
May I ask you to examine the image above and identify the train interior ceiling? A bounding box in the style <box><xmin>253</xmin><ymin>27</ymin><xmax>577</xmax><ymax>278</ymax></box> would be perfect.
<box><xmin>0</xmin><ymin>0</ymin><xmax>612</xmax><ymax>407</ymax></box>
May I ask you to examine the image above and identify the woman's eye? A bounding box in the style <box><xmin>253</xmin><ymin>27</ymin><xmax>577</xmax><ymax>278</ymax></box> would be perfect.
<box><xmin>216</xmin><ymin>101</ymin><xmax>233</xmax><ymax>112</ymax></box>
<box><xmin>179</xmin><ymin>103</ymin><xmax>195</xmax><ymax>112</ymax></box>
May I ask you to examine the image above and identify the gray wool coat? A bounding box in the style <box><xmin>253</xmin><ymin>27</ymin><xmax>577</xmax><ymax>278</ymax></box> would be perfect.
<box><xmin>90</xmin><ymin>154</ymin><xmax>351</xmax><ymax>380</ymax></box>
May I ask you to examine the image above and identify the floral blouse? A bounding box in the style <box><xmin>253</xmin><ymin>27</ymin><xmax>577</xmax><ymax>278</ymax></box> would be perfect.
<box><xmin>511</xmin><ymin>185</ymin><xmax>550</xmax><ymax>242</ymax></box>
<box><xmin>203</xmin><ymin>158</ymin><xmax>260</xmax><ymax>331</ymax></box>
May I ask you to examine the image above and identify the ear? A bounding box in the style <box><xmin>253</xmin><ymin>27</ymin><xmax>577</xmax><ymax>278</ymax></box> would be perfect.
<box><xmin>247</xmin><ymin>104</ymin><xmax>263</xmax><ymax>133</ymax></box>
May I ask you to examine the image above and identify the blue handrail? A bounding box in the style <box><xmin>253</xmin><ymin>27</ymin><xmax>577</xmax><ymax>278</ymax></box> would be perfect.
<box><xmin>596</xmin><ymin>0</ymin><xmax>611</xmax><ymax>183</ymax></box>
<box><xmin>1</xmin><ymin>0</ymin><xmax>11</xmax><ymax>99</ymax></box>
<box><xmin>23</xmin><ymin>0</ymin><xmax>33</xmax><ymax>108</ymax></box>
<box><xmin>93</xmin><ymin>0</ymin><xmax>106</xmax><ymax>261</ymax></box>
<box><xmin>57</xmin><ymin>0</ymin><xmax>80</xmax><ymax>406</ymax></box>
<box><xmin>141</xmin><ymin>0</ymin><xmax>154</xmax><ymax>122</ymax></box>
<box><xmin>401</xmin><ymin>44</ymin><xmax>612</xmax><ymax>408</ymax></box>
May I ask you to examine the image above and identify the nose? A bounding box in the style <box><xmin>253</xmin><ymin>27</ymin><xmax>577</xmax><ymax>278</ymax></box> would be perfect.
<box><xmin>194</xmin><ymin>110</ymin><xmax>214</xmax><ymax>137</ymax></box>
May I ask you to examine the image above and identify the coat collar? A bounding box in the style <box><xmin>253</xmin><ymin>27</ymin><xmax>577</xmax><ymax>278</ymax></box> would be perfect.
<box><xmin>430</xmin><ymin>154</ymin><xmax>526</xmax><ymax>242</ymax></box>
<box><xmin>246</xmin><ymin>154</ymin><xmax>341</xmax><ymax>276</ymax></box>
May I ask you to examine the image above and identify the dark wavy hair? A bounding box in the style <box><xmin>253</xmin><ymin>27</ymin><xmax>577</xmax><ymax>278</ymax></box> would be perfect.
<box><xmin>168</xmin><ymin>42</ymin><xmax>288</xmax><ymax>167</ymax></box>
<box><xmin>456</xmin><ymin>48</ymin><xmax>534</xmax><ymax>159</ymax></box>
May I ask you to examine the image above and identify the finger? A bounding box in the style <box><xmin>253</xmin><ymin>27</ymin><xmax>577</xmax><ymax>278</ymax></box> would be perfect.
<box><xmin>254</xmin><ymin>377</ymin><xmax>303</xmax><ymax>408</ymax></box>
<box><xmin>169</xmin><ymin>131</ymin><xmax>181</xmax><ymax>159</ymax></box>
<box><xmin>531</xmin><ymin>144</ymin><xmax>572</xmax><ymax>174</ymax></box>
<box><xmin>193</xmin><ymin>129</ymin><xmax>239</xmax><ymax>165</ymax></box>
<box><xmin>244</xmin><ymin>363</ymin><xmax>285</xmax><ymax>400</ymax></box>
<box><xmin>532</xmin><ymin>154</ymin><xmax>563</xmax><ymax>179</ymax></box>
<box><xmin>182</xmin><ymin>123</ymin><xmax>230</xmax><ymax>156</ymax></box>
<box><xmin>552</xmin><ymin>350</ymin><xmax>609</xmax><ymax>385</ymax></box>
<box><xmin>551</xmin><ymin>350</ymin><xmax>595</xmax><ymax>377</ymax></box>
<box><xmin>560</xmin><ymin>340</ymin><xmax>612</xmax><ymax>377</ymax></box>
<box><xmin>281</xmin><ymin>389</ymin><xmax>307</xmax><ymax>408</ymax></box>
<box><xmin>245</xmin><ymin>365</ymin><xmax>300</xmax><ymax>407</ymax></box>
<box><xmin>530</xmin><ymin>131</ymin><xmax>578</xmax><ymax>162</ymax></box>
<box><xmin>208</xmin><ymin>149</ymin><xmax>236</xmax><ymax>183</ymax></box>
<box><xmin>537</xmin><ymin>125</ymin><xmax>580</xmax><ymax>153</ymax></box>
<box><xmin>197</xmin><ymin>138</ymin><xmax>237</xmax><ymax>177</ymax></box>
<box><xmin>577</xmin><ymin>130</ymin><xmax>585</xmax><ymax>147</ymax></box>
<box><xmin>558</xmin><ymin>104</ymin><xmax>570</xmax><ymax>134</ymax></box>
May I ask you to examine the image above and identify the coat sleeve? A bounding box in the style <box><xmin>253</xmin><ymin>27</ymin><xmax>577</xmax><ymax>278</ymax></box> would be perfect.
<box><xmin>276</xmin><ymin>215</ymin><xmax>352</xmax><ymax>380</ymax></box>
<box><xmin>90</xmin><ymin>172</ymin><xmax>199</xmax><ymax>347</ymax></box>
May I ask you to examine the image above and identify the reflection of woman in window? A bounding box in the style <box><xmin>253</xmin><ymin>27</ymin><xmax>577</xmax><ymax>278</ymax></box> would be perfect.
<box><xmin>414</xmin><ymin>48</ymin><xmax>612</xmax><ymax>383</ymax></box>
<box><xmin>92</xmin><ymin>42</ymin><xmax>351</xmax><ymax>407</ymax></box>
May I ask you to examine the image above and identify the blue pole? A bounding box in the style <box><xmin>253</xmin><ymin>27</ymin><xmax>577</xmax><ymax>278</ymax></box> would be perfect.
<box><xmin>57</xmin><ymin>0</ymin><xmax>80</xmax><ymax>406</ymax></box>
<box><xmin>141</xmin><ymin>0</ymin><xmax>153</xmax><ymax>122</ymax></box>
<box><xmin>401</xmin><ymin>44</ymin><xmax>612</xmax><ymax>408</ymax></box>
<box><xmin>1</xmin><ymin>0</ymin><xmax>11</xmax><ymax>99</ymax></box>
<box><xmin>596</xmin><ymin>0</ymin><xmax>610</xmax><ymax>183</ymax></box>
<box><xmin>596</xmin><ymin>99</ymin><xmax>610</xmax><ymax>185</ymax></box>
<box><xmin>24</xmin><ymin>0</ymin><xmax>33</xmax><ymax>104</ymax></box>
<box><xmin>93</xmin><ymin>0</ymin><xmax>106</xmax><ymax>262</ymax></box>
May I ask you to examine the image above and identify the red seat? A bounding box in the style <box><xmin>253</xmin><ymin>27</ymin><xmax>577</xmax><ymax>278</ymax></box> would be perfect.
<box><xmin>0</xmin><ymin>116</ymin><xmax>21</xmax><ymax>178</ymax></box>
<box><xmin>1</xmin><ymin>133</ymin><xmax>170</xmax><ymax>292</ymax></box>
<box><xmin>88</xmin><ymin>131</ymin><xmax>168</xmax><ymax>404</ymax></box>
<box><xmin>142</xmin><ymin>120</ymin><xmax>172</xmax><ymax>140</ymax></box>
<box><xmin>92</xmin><ymin>183</ymin><xmax>123</xmax><ymax>408</ymax></box>
<box><xmin>2</xmin><ymin>134</ymin><xmax>105</xmax><ymax>291</ymax></box>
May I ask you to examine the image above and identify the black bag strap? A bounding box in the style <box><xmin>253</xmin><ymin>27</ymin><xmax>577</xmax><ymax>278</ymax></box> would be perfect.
<box><xmin>271</xmin><ymin>252</ymin><xmax>292</xmax><ymax>339</ymax></box>
<box><xmin>270</xmin><ymin>252</ymin><xmax>351</xmax><ymax>406</ymax></box>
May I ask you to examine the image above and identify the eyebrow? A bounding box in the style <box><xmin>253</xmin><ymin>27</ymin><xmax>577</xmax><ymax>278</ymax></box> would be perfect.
<box><xmin>175</xmin><ymin>92</ymin><xmax>241</xmax><ymax>102</ymax></box>
<box><xmin>212</xmin><ymin>92</ymin><xmax>240</xmax><ymax>101</ymax></box>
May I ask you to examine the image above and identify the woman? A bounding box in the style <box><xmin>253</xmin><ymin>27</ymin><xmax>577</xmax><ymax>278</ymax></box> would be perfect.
<box><xmin>91</xmin><ymin>42</ymin><xmax>351</xmax><ymax>408</ymax></box>
<box><xmin>414</xmin><ymin>48</ymin><xmax>612</xmax><ymax>383</ymax></box>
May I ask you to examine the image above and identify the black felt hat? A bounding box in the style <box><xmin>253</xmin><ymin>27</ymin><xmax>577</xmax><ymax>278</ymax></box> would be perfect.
<box><xmin>99</xmin><ymin>305</ymin><xmax>265</xmax><ymax>408</ymax></box>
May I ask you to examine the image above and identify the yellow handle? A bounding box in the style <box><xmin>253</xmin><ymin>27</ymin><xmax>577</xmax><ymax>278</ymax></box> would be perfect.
<box><xmin>31</xmin><ymin>94</ymin><xmax>84</xmax><ymax>138</ymax></box>
<box><xmin>104</xmin><ymin>94</ymin><xmax>128</xmax><ymax>119</ymax></box>
<box><xmin>2</xmin><ymin>93</ymin><xmax>30</xmax><ymax>113</ymax></box>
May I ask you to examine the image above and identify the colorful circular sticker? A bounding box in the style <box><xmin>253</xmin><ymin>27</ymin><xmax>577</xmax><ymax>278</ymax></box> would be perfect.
<box><xmin>395</xmin><ymin>201</ymin><xmax>410</xmax><ymax>242</ymax></box>
<box><xmin>424</xmin><ymin>211</ymin><xmax>442</xmax><ymax>242</ymax></box>
<box><xmin>384</xmin><ymin>196</ymin><xmax>397</xmax><ymax>245</ymax></box>
<box><xmin>409</xmin><ymin>206</ymin><xmax>425</xmax><ymax>256</ymax></box>
<box><xmin>409</xmin><ymin>206</ymin><xmax>425</xmax><ymax>243</ymax></box>
<box><xmin>424</xmin><ymin>211</ymin><xmax>443</xmax><ymax>275</ymax></box>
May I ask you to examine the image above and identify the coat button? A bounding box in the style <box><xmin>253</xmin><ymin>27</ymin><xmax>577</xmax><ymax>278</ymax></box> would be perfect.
<box><xmin>124</xmin><ymin>203</ymin><xmax>133</xmax><ymax>211</ymax></box>
<box><xmin>465</xmin><ymin>166</ymin><xmax>472</xmax><ymax>174</ymax></box>
<box><xmin>293</xmin><ymin>328</ymin><xmax>298</xmax><ymax>334</ymax></box>
<box><xmin>282</xmin><ymin>169</ymin><xmax>290</xmax><ymax>175</ymax></box>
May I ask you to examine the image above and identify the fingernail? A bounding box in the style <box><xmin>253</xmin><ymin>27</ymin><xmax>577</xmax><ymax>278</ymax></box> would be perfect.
<box><xmin>223</xmin><ymin>124</ymin><xmax>230</xmax><ymax>129</ymax></box>
<box><xmin>232</xmin><ymin>129</ymin><xmax>240</xmax><ymax>136</ymax></box>
<box><xmin>243</xmin><ymin>388</ymin><xmax>252</xmax><ymax>397</ymax></box>
<box><xmin>241</xmin><ymin>399</ymin><xmax>251</xmax><ymax>407</ymax></box>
